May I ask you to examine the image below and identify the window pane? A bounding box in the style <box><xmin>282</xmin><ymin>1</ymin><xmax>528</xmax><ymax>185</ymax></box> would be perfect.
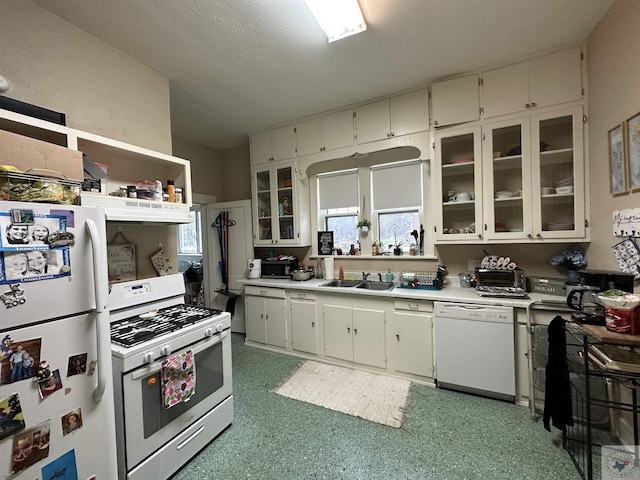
<box><xmin>378</xmin><ymin>211</ymin><xmax>419</xmax><ymax>252</ymax></box>
<box><xmin>326</xmin><ymin>215</ymin><xmax>358</xmax><ymax>253</ymax></box>
<box><xmin>178</xmin><ymin>211</ymin><xmax>202</xmax><ymax>254</ymax></box>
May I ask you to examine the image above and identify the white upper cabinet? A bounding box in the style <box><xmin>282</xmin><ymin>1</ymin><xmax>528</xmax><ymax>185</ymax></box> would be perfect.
<box><xmin>295</xmin><ymin>108</ymin><xmax>354</xmax><ymax>157</ymax></box>
<box><xmin>482</xmin><ymin>47</ymin><xmax>583</xmax><ymax>119</ymax></box>
<box><xmin>431</xmin><ymin>74</ymin><xmax>480</xmax><ymax>128</ymax></box>
<box><xmin>355</xmin><ymin>88</ymin><xmax>429</xmax><ymax>144</ymax></box>
<box><xmin>250</xmin><ymin>124</ymin><xmax>296</xmax><ymax>166</ymax></box>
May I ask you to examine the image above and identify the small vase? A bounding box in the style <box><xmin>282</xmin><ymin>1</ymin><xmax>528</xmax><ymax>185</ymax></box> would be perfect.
<box><xmin>566</xmin><ymin>270</ymin><xmax>581</xmax><ymax>285</ymax></box>
<box><xmin>393</xmin><ymin>247</ymin><xmax>402</xmax><ymax>256</ymax></box>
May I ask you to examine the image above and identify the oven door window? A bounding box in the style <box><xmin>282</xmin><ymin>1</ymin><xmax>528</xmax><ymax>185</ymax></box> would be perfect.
<box><xmin>141</xmin><ymin>340</ymin><xmax>225</xmax><ymax>438</ymax></box>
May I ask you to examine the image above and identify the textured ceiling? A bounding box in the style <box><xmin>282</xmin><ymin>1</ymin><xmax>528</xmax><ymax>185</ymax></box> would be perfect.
<box><xmin>32</xmin><ymin>0</ymin><xmax>613</xmax><ymax>151</ymax></box>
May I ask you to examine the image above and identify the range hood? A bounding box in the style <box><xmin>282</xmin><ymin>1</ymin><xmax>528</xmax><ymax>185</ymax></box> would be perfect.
<box><xmin>81</xmin><ymin>193</ymin><xmax>193</xmax><ymax>224</ymax></box>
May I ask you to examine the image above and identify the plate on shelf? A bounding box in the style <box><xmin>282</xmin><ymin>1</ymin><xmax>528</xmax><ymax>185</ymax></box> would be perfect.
<box><xmin>449</xmin><ymin>157</ymin><xmax>474</xmax><ymax>164</ymax></box>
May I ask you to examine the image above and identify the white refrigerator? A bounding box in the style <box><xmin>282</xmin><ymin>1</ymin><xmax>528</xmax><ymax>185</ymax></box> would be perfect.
<box><xmin>0</xmin><ymin>202</ymin><xmax>117</xmax><ymax>478</ymax></box>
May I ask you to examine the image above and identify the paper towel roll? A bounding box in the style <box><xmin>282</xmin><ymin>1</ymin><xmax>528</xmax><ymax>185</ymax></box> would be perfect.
<box><xmin>324</xmin><ymin>257</ymin><xmax>335</xmax><ymax>280</ymax></box>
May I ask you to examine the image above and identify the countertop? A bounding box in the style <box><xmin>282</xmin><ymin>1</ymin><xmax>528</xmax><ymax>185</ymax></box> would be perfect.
<box><xmin>240</xmin><ymin>277</ymin><xmax>571</xmax><ymax>310</ymax></box>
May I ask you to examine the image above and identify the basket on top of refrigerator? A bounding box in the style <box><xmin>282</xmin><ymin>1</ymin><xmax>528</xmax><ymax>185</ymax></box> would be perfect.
<box><xmin>0</xmin><ymin>165</ymin><xmax>80</xmax><ymax>205</ymax></box>
<box><xmin>398</xmin><ymin>265</ymin><xmax>447</xmax><ymax>290</ymax></box>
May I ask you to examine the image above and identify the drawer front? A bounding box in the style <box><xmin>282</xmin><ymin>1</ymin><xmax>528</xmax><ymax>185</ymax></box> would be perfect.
<box><xmin>288</xmin><ymin>290</ymin><xmax>316</xmax><ymax>301</ymax></box>
<box><xmin>394</xmin><ymin>299</ymin><xmax>433</xmax><ymax>313</ymax></box>
<box><xmin>245</xmin><ymin>285</ymin><xmax>286</xmax><ymax>299</ymax></box>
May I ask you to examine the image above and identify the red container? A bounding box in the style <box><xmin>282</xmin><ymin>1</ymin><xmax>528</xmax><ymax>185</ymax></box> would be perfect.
<box><xmin>605</xmin><ymin>307</ymin><xmax>640</xmax><ymax>335</ymax></box>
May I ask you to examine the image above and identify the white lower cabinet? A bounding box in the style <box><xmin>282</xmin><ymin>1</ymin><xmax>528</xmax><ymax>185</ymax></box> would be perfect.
<box><xmin>323</xmin><ymin>303</ymin><xmax>386</xmax><ymax>369</ymax></box>
<box><xmin>515</xmin><ymin>306</ymin><xmax>572</xmax><ymax>405</ymax></box>
<box><xmin>245</xmin><ymin>286</ymin><xmax>288</xmax><ymax>348</ymax></box>
<box><xmin>290</xmin><ymin>291</ymin><xmax>318</xmax><ymax>355</ymax></box>
<box><xmin>391</xmin><ymin>300</ymin><xmax>434</xmax><ymax>379</ymax></box>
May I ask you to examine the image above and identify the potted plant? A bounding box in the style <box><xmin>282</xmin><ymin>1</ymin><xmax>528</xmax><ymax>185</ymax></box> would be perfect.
<box><xmin>549</xmin><ymin>246</ymin><xmax>587</xmax><ymax>284</ymax></box>
<box><xmin>356</xmin><ymin>219</ymin><xmax>371</xmax><ymax>234</ymax></box>
<box><xmin>388</xmin><ymin>232</ymin><xmax>404</xmax><ymax>256</ymax></box>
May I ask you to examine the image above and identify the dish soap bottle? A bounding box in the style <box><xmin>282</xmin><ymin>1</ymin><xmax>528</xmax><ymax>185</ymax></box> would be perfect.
<box><xmin>339</xmin><ymin>266</ymin><xmax>345</xmax><ymax>280</ymax></box>
<box><xmin>385</xmin><ymin>269</ymin><xmax>394</xmax><ymax>283</ymax></box>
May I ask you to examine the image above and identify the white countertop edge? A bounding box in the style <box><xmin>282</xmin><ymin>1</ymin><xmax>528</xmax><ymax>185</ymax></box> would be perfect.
<box><xmin>239</xmin><ymin>278</ymin><xmax>571</xmax><ymax>309</ymax></box>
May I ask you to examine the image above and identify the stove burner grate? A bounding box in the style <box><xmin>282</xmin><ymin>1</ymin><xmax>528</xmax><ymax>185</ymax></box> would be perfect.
<box><xmin>111</xmin><ymin>305</ymin><xmax>222</xmax><ymax>347</ymax></box>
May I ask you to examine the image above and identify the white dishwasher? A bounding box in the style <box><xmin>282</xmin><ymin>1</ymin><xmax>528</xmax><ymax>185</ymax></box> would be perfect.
<box><xmin>434</xmin><ymin>302</ymin><xmax>515</xmax><ymax>402</ymax></box>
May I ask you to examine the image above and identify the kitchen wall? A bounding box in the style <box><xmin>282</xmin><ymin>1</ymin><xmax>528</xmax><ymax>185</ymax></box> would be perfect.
<box><xmin>172</xmin><ymin>136</ymin><xmax>223</xmax><ymax>199</ymax></box>
<box><xmin>586</xmin><ymin>0</ymin><xmax>640</xmax><ymax>274</ymax></box>
<box><xmin>0</xmin><ymin>0</ymin><xmax>172</xmax><ymax>154</ymax></box>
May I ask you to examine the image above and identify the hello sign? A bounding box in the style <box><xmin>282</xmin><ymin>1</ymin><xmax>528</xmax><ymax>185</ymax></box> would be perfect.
<box><xmin>613</xmin><ymin>207</ymin><xmax>640</xmax><ymax>237</ymax></box>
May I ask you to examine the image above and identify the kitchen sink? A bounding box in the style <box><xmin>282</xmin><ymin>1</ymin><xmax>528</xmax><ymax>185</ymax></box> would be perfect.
<box><xmin>321</xmin><ymin>280</ymin><xmax>362</xmax><ymax>288</ymax></box>
<box><xmin>355</xmin><ymin>281</ymin><xmax>395</xmax><ymax>291</ymax></box>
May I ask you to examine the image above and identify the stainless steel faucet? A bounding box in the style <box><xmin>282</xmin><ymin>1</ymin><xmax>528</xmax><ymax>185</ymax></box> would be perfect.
<box><xmin>362</xmin><ymin>272</ymin><xmax>370</xmax><ymax>281</ymax></box>
<box><xmin>377</xmin><ymin>273</ymin><xmax>383</xmax><ymax>282</ymax></box>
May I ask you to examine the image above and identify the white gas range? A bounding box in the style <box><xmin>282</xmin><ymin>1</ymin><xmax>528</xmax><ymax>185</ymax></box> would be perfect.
<box><xmin>109</xmin><ymin>275</ymin><xmax>233</xmax><ymax>480</ymax></box>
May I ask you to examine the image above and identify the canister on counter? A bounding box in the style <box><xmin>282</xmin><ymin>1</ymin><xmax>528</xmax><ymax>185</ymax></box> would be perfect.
<box><xmin>175</xmin><ymin>187</ymin><xmax>183</xmax><ymax>203</ymax></box>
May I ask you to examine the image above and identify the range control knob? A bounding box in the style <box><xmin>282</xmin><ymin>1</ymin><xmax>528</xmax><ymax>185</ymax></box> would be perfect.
<box><xmin>204</xmin><ymin>327</ymin><xmax>214</xmax><ymax>337</ymax></box>
<box><xmin>215</xmin><ymin>323</ymin><xmax>224</xmax><ymax>333</ymax></box>
<box><xmin>143</xmin><ymin>352</ymin><xmax>154</xmax><ymax>364</ymax></box>
<box><xmin>160</xmin><ymin>345</ymin><xmax>171</xmax><ymax>356</ymax></box>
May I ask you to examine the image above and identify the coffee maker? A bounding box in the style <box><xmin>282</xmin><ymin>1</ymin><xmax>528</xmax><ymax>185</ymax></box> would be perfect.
<box><xmin>567</xmin><ymin>269</ymin><xmax>635</xmax><ymax>325</ymax></box>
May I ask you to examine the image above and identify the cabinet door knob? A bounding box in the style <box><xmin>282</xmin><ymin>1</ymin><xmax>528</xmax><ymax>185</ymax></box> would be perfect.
<box><xmin>530</xmin><ymin>102</ymin><xmax>537</xmax><ymax>107</ymax></box>
<box><xmin>390</xmin><ymin>132</ymin><xmax>395</xmax><ymax>137</ymax></box>
<box><xmin>434</xmin><ymin>120</ymin><xmax>439</xmax><ymax>126</ymax></box>
<box><xmin>396</xmin><ymin>334</ymin><xmax>400</xmax><ymax>341</ymax></box>
<box><xmin>536</xmin><ymin>233</ymin><xmax>543</xmax><ymax>238</ymax></box>
<box><xmin>311</xmin><ymin>322</ymin><xmax>315</xmax><ymax>327</ymax></box>
<box><xmin>347</xmin><ymin>327</ymin><xmax>351</xmax><ymax>333</ymax></box>
<box><xmin>527</xmin><ymin>233</ymin><xmax>533</xmax><ymax>239</ymax></box>
<box><xmin>354</xmin><ymin>328</ymin><xmax>358</xmax><ymax>334</ymax></box>
<box><xmin>525</xmin><ymin>103</ymin><xmax>530</xmax><ymax>108</ymax></box>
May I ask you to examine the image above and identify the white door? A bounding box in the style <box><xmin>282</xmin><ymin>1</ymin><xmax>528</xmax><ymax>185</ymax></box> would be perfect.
<box><xmin>205</xmin><ymin>200</ymin><xmax>253</xmax><ymax>332</ymax></box>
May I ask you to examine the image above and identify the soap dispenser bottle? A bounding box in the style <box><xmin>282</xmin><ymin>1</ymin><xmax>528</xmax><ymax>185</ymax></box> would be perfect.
<box><xmin>385</xmin><ymin>269</ymin><xmax>394</xmax><ymax>283</ymax></box>
<box><xmin>339</xmin><ymin>266</ymin><xmax>345</xmax><ymax>280</ymax></box>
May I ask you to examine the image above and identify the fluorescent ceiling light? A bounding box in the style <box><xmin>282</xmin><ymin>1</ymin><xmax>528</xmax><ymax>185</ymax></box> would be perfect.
<box><xmin>305</xmin><ymin>0</ymin><xmax>367</xmax><ymax>42</ymax></box>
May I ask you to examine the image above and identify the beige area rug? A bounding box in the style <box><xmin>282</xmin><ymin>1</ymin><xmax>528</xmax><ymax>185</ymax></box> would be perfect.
<box><xmin>274</xmin><ymin>360</ymin><xmax>411</xmax><ymax>428</ymax></box>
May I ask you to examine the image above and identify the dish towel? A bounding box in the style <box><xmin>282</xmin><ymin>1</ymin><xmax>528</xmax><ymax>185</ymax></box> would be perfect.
<box><xmin>161</xmin><ymin>350</ymin><xmax>196</xmax><ymax>409</ymax></box>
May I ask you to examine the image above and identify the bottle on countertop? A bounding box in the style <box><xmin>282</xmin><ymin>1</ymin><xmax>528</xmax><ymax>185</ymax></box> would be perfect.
<box><xmin>385</xmin><ymin>269</ymin><xmax>394</xmax><ymax>283</ymax></box>
<box><xmin>339</xmin><ymin>266</ymin><xmax>344</xmax><ymax>280</ymax></box>
<box><xmin>372</xmin><ymin>241</ymin><xmax>378</xmax><ymax>256</ymax></box>
<box><xmin>349</xmin><ymin>244</ymin><xmax>356</xmax><ymax>256</ymax></box>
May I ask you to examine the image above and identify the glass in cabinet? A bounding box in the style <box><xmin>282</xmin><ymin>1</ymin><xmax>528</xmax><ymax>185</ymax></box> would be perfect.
<box><xmin>434</xmin><ymin>125</ymin><xmax>483</xmax><ymax>241</ymax></box>
<box><xmin>254</xmin><ymin>163</ymin><xmax>303</xmax><ymax>245</ymax></box>
<box><xmin>531</xmin><ymin>106</ymin><xmax>585</xmax><ymax>240</ymax></box>
<box><xmin>482</xmin><ymin>117</ymin><xmax>532</xmax><ymax>240</ymax></box>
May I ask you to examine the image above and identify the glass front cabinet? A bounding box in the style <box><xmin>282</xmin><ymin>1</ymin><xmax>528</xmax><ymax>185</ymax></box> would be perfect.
<box><xmin>435</xmin><ymin>105</ymin><xmax>586</xmax><ymax>243</ymax></box>
<box><xmin>434</xmin><ymin>125</ymin><xmax>484</xmax><ymax>242</ymax></box>
<box><xmin>252</xmin><ymin>161</ymin><xmax>311</xmax><ymax>246</ymax></box>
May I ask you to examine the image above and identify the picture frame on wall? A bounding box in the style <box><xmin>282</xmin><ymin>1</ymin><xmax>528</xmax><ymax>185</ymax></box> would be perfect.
<box><xmin>626</xmin><ymin>112</ymin><xmax>640</xmax><ymax>190</ymax></box>
<box><xmin>609</xmin><ymin>124</ymin><xmax>627</xmax><ymax>195</ymax></box>
<box><xmin>317</xmin><ymin>231</ymin><xmax>334</xmax><ymax>256</ymax></box>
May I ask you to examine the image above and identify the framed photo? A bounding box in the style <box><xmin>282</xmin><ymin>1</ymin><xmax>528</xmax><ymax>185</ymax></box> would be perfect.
<box><xmin>609</xmin><ymin>124</ymin><xmax>627</xmax><ymax>195</ymax></box>
<box><xmin>317</xmin><ymin>231</ymin><xmax>334</xmax><ymax>256</ymax></box>
<box><xmin>626</xmin><ymin>112</ymin><xmax>640</xmax><ymax>190</ymax></box>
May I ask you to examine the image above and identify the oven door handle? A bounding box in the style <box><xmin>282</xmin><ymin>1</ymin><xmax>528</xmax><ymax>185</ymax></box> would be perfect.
<box><xmin>130</xmin><ymin>330</ymin><xmax>229</xmax><ymax>381</ymax></box>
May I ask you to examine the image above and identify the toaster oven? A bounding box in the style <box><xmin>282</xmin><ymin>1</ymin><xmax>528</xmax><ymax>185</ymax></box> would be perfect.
<box><xmin>475</xmin><ymin>268</ymin><xmax>526</xmax><ymax>289</ymax></box>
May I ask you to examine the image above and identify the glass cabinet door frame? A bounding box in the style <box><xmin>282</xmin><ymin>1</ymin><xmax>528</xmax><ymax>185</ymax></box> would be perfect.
<box><xmin>252</xmin><ymin>161</ymin><xmax>301</xmax><ymax>246</ymax></box>
<box><xmin>530</xmin><ymin>105</ymin><xmax>585</xmax><ymax>240</ymax></box>
<box><xmin>434</xmin><ymin>124</ymin><xmax>484</xmax><ymax>242</ymax></box>
<box><xmin>481</xmin><ymin>116</ymin><xmax>533</xmax><ymax>241</ymax></box>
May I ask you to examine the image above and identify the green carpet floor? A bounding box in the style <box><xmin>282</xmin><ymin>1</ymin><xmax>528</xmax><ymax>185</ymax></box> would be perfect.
<box><xmin>173</xmin><ymin>333</ymin><xmax>579</xmax><ymax>479</ymax></box>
